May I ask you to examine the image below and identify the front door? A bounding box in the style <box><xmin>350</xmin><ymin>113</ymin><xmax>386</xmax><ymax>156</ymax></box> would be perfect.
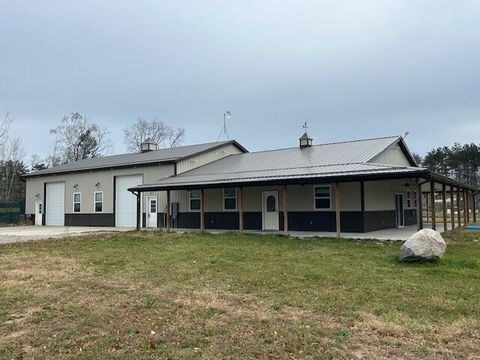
<box><xmin>395</xmin><ymin>193</ymin><xmax>404</xmax><ymax>228</ymax></box>
<box><xmin>35</xmin><ymin>200</ymin><xmax>43</xmax><ymax>226</ymax></box>
<box><xmin>147</xmin><ymin>196</ymin><xmax>158</xmax><ymax>228</ymax></box>
<box><xmin>262</xmin><ymin>191</ymin><xmax>279</xmax><ymax>230</ymax></box>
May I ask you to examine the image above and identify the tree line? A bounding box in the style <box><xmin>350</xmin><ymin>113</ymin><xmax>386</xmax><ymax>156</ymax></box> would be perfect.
<box><xmin>416</xmin><ymin>143</ymin><xmax>480</xmax><ymax>186</ymax></box>
<box><xmin>0</xmin><ymin>112</ymin><xmax>185</xmax><ymax>202</ymax></box>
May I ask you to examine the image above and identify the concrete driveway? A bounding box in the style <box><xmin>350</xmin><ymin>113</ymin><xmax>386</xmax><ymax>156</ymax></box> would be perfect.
<box><xmin>0</xmin><ymin>226</ymin><xmax>133</xmax><ymax>244</ymax></box>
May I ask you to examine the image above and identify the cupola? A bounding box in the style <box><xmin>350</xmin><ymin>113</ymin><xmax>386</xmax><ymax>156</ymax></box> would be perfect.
<box><xmin>299</xmin><ymin>132</ymin><xmax>313</xmax><ymax>149</ymax></box>
<box><xmin>140</xmin><ymin>139</ymin><xmax>158</xmax><ymax>153</ymax></box>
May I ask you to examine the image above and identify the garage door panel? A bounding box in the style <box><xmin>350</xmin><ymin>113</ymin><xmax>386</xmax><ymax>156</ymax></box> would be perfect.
<box><xmin>46</xmin><ymin>182</ymin><xmax>65</xmax><ymax>226</ymax></box>
<box><xmin>116</xmin><ymin>175</ymin><xmax>142</xmax><ymax>228</ymax></box>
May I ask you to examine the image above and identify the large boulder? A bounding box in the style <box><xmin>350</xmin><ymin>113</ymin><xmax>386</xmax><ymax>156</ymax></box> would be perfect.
<box><xmin>399</xmin><ymin>229</ymin><xmax>446</xmax><ymax>262</ymax></box>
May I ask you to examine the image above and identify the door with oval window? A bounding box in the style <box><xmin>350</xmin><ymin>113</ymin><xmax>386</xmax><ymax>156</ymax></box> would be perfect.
<box><xmin>262</xmin><ymin>191</ymin><xmax>279</xmax><ymax>230</ymax></box>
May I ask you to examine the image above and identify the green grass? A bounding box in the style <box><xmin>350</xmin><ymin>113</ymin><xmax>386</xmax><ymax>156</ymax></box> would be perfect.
<box><xmin>1</xmin><ymin>228</ymin><xmax>480</xmax><ymax>359</ymax></box>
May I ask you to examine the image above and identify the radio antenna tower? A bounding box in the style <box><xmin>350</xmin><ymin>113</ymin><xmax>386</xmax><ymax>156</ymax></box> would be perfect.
<box><xmin>217</xmin><ymin>111</ymin><xmax>231</xmax><ymax>141</ymax></box>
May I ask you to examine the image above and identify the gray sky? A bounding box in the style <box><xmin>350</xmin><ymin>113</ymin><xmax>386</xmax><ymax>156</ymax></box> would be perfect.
<box><xmin>1</xmin><ymin>0</ymin><xmax>480</xmax><ymax>160</ymax></box>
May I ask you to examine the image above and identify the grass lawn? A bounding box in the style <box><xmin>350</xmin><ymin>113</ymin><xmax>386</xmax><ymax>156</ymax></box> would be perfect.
<box><xmin>1</xmin><ymin>228</ymin><xmax>480</xmax><ymax>359</ymax></box>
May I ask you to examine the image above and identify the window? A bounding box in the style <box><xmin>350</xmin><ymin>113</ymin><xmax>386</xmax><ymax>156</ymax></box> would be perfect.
<box><xmin>406</xmin><ymin>190</ymin><xmax>411</xmax><ymax>208</ymax></box>
<box><xmin>150</xmin><ymin>199</ymin><xmax>157</xmax><ymax>213</ymax></box>
<box><xmin>266</xmin><ymin>195</ymin><xmax>276</xmax><ymax>212</ymax></box>
<box><xmin>224</xmin><ymin>187</ymin><xmax>237</xmax><ymax>210</ymax></box>
<box><xmin>73</xmin><ymin>192</ymin><xmax>81</xmax><ymax>213</ymax></box>
<box><xmin>190</xmin><ymin>190</ymin><xmax>201</xmax><ymax>211</ymax></box>
<box><xmin>94</xmin><ymin>191</ymin><xmax>103</xmax><ymax>212</ymax></box>
<box><xmin>38</xmin><ymin>203</ymin><xmax>43</xmax><ymax>214</ymax></box>
<box><xmin>413</xmin><ymin>191</ymin><xmax>418</xmax><ymax>208</ymax></box>
<box><xmin>314</xmin><ymin>185</ymin><xmax>331</xmax><ymax>210</ymax></box>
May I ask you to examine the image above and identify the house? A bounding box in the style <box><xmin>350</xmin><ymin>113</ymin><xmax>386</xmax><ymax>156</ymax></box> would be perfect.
<box><xmin>24</xmin><ymin>134</ymin><xmax>478</xmax><ymax>235</ymax></box>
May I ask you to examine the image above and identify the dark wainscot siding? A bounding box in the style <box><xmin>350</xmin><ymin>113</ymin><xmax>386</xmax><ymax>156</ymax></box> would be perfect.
<box><xmin>364</xmin><ymin>211</ymin><xmax>396</xmax><ymax>232</ymax></box>
<box><xmin>404</xmin><ymin>209</ymin><xmax>417</xmax><ymax>226</ymax></box>
<box><xmin>64</xmin><ymin>213</ymin><xmax>115</xmax><ymax>227</ymax></box>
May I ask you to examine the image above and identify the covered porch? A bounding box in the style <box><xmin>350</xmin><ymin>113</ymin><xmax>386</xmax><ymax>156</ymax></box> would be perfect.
<box><xmin>130</xmin><ymin>170</ymin><xmax>478</xmax><ymax>239</ymax></box>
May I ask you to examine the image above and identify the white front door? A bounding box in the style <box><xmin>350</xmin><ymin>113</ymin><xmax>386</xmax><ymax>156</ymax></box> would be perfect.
<box><xmin>147</xmin><ymin>196</ymin><xmax>158</xmax><ymax>228</ymax></box>
<box><xmin>35</xmin><ymin>200</ymin><xmax>43</xmax><ymax>226</ymax></box>
<box><xmin>262</xmin><ymin>191</ymin><xmax>279</xmax><ymax>230</ymax></box>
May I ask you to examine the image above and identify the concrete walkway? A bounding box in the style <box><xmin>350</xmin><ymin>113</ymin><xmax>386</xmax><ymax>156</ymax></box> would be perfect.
<box><xmin>0</xmin><ymin>226</ymin><xmax>132</xmax><ymax>244</ymax></box>
<box><xmin>171</xmin><ymin>224</ymin><xmax>450</xmax><ymax>241</ymax></box>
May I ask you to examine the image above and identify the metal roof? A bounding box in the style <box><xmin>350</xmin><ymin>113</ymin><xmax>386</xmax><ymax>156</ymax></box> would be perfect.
<box><xmin>130</xmin><ymin>136</ymin><xmax>433</xmax><ymax>191</ymax></box>
<box><xmin>24</xmin><ymin>140</ymin><xmax>247</xmax><ymax>177</ymax></box>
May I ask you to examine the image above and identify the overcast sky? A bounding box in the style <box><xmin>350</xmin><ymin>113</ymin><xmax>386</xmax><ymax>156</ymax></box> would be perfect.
<box><xmin>1</xmin><ymin>0</ymin><xmax>480</xmax><ymax>161</ymax></box>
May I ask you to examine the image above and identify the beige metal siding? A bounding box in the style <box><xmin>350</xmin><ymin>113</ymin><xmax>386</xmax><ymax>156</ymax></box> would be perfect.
<box><xmin>369</xmin><ymin>144</ymin><xmax>411</xmax><ymax>166</ymax></box>
<box><xmin>166</xmin><ymin>183</ymin><xmax>361</xmax><ymax>213</ymax></box>
<box><xmin>176</xmin><ymin>143</ymin><xmax>243</xmax><ymax>174</ymax></box>
<box><xmin>364</xmin><ymin>179</ymin><xmax>406</xmax><ymax>211</ymax></box>
<box><xmin>25</xmin><ymin>164</ymin><xmax>175</xmax><ymax>215</ymax></box>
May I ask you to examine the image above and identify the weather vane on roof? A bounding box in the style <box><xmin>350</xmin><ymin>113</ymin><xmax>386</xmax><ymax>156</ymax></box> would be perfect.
<box><xmin>303</xmin><ymin>121</ymin><xmax>308</xmax><ymax>132</ymax></box>
<box><xmin>217</xmin><ymin>111</ymin><xmax>231</xmax><ymax>141</ymax></box>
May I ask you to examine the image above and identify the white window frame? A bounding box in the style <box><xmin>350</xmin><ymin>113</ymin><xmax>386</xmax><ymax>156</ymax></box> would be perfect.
<box><xmin>406</xmin><ymin>190</ymin><xmax>412</xmax><ymax>208</ymax></box>
<box><xmin>313</xmin><ymin>185</ymin><xmax>332</xmax><ymax>211</ymax></box>
<box><xmin>94</xmin><ymin>191</ymin><xmax>104</xmax><ymax>213</ymax></box>
<box><xmin>189</xmin><ymin>190</ymin><xmax>201</xmax><ymax>212</ymax></box>
<box><xmin>73</xmin><ymin>192</ymin><xmax>81</xmax><ymax>213</ymax></box>
<box><xmin>223</xmin><ymin>187</ymin><xmax>237</xmax><ymax>211</ymax></box>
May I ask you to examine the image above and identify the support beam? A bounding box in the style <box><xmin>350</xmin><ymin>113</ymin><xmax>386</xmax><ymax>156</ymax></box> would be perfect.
<box><xmin>238</xmin><ymin>187</ymin><xmax>244</xmax><ymax>233</ymax></box>
<box><xmin>457</xmin><ymin>188</ymin><xmax>462</xmax><ymax>227</ymax></box>
<box><xmin>442</xmin><ymin>184</ymin><xmax>447</xmax><ymax>232</ymax></box>
<box><xmin>335</xmin><ymin>182</ymin><xmax>341</xmax><ymax>238</ymax></box>
<box><xmin>360</xmin><ymin>181</ymin><xmax>366</xmax><ymax>232</ymax></box>
<box><xmin>200</xmin><ymin>188</ymin><xmax>205</xmax><ymax>232</ymax></box>
<box><xmin>466</xmin><ymin>191</ymin><xmax>470</xmax><ymax>224</ymax></box>
<box><xmin>136</xmin><ymin>192</ymin><xmax>141</xmax><ymax>231</ymax></box>
<box><xmin>463</xmin><ymin>190</ymin><xmax>467</xmax><ymax>226</ymax></box>
<box><xmin>282</xmin><ymin>184</ymin><xmax>288</xmax><ymax>234</ymax></box>
<box><xmin>166</xmin><ymin>190</ymin><xmax>171</xmax><ymax>231</ymax></box>
<box><xmin>450</xmin><ymin>186</ymin><xmax>455</xmax><ymax>229</ymax></box>
<box><xmin>473</xmin><ymin>193</ymin><xmax>477</xmax><ymax>223</ymax></box>
<box><xmin>425</xmin><ymin>193</ymin><xmax>429</xmax><ymax>223</ymax></box>
<box><xmin>416</xmin><ymin>179</ymin><xmax>423</xmax><ymax>230</ymax></box>
<box><xmin>430</xmin><ymin>181</ymin><xmax>436</xmax><ymax>231</ymax></box>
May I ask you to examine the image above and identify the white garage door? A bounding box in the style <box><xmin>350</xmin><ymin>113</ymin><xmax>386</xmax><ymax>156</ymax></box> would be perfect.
<box><xmin>115</xmin><ymin>175</ymin><xmax>142</xmax><ymax>227</ymax></box>
<box><xmin>46</xmin><ymin>182</ymin><xmax>65</xmax><ymax>226</ymax></box>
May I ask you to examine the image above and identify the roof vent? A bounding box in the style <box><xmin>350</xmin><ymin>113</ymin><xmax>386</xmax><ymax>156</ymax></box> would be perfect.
<box><xmin>140</xmin><ymin>139</ymin><xmax>158</xmax><ymax>153</ymax></box>
<box><xmin>299</xmin><ymin>132</ymin><xmax>313</xmax><ymax>149</ymax></box>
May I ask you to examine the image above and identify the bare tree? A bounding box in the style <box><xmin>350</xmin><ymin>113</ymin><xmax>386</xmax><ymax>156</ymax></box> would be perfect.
<box><xmin>50</xmin><ymin>113</ymin><xmax>111</xmax><ymax>163</ymax></box>
<box><xmin>124</xmin><ymin>117</ymin><xmax>185</xmax><ymax>152</ymax></box>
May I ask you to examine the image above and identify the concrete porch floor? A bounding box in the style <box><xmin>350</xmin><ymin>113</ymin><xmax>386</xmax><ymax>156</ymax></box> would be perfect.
<box><xmin>169</xmin><ymin>223</ymin><xmax>452</xmax><ymax>241</ymax></box>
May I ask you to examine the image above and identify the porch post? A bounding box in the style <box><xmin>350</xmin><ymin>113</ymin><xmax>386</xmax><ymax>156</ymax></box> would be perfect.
<box><xmin>473</xmin><ymin>193</ymin><xmax>477</xmax><ymax>223</ymax></box>
<box><xmin>425</xmin><ymin>193</ymin><xmax>429</xmax><ymax>223</ymax></box>
<box><xmin>136</xmin><ymin>192</ymin><xmax>141</xmax><ymax>231</ymax></box>
<box><xmin>416</xmin><ymin>179</ymin><xmax>423</xmax><ymax>230</ymax></box>
<box><xmin>238</xmin><ymin>187</ymin><xmax>244</xmax><ymax>233</ymax></box>
<box><xmin>200</xmin><ymin>188</ymin><xmax>205</xmax><ymax>231</ymax></box>
<box><xmin>335</xmin><ymin>182</ymin><xmax>341</xmax><ymax>238</ymax></box>
<box><xmin>442</xmin><ymin>184</ymin><xmax>447</xmax><ymax>232</ymax></box>
<box><xmin>450</xmin><ymin>186</ymin><xmax>455</xmax><ymax>229</ymax></box>
<box><xmin>463</xmin><ymin>190</ymin><xmax>467</xmax><ymax>225</ymax></box>
<box><xmin>457</xmin><ymin>188</ymin><xmax>462</xmax><ymax>227</ymax></box>
<box><xmin>430</xmin><ymin>181</ymin><xmax>436</xmax><ymax>231</ymax></box>
<box><xmin>466</xmin><ymin>191</ymin><xmax>470</xmax><ymax>224</ymax></box>
<box><xmin>166</xmin><ymin>190</ymin><xmax>171</xmax><ymax>231</ymax></box>
<box><xmin>283</xmin><ymin>184</ymin><xmax>288</xmax><ymax>234</ymax></box>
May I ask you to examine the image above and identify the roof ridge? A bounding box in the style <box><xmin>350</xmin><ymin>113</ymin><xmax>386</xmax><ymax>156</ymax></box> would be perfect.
<box><xmin>244</xmin><ymin>135</ymin><xmax>401</xmax><ymax>155</ymax></box>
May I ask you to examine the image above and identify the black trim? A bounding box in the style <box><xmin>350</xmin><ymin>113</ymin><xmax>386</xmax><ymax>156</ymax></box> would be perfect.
<box><xmin>360</xmin><ymin>181</ymin><xmax>365</xmax><ymax>232</ymax></box>
<box><xmin>113</xmin><ymin>176</ymin><xmax>117</xmax><ymax>226</ymax></box>
<box><xmin>64</xmin><ymin>213</ymin><xmax>115</xmax><ymax>227</ymax></box>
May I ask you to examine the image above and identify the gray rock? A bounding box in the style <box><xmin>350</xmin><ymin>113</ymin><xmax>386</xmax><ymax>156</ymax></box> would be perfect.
<box><xmin>399</xmin><ymin>229</ymin><xmax>446</xmax><ymax>262</ymax></box>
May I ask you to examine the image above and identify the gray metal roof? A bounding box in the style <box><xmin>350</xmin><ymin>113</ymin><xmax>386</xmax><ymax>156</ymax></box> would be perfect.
<box><xmin>131</xmin><ymin>136</ymin><xmax>429</xmax><ymax>190</ymax></box>
<box><xmin>24</xmin><ymin>140</ymin><xmax>246</xmax><ymax>177</ymax></box>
